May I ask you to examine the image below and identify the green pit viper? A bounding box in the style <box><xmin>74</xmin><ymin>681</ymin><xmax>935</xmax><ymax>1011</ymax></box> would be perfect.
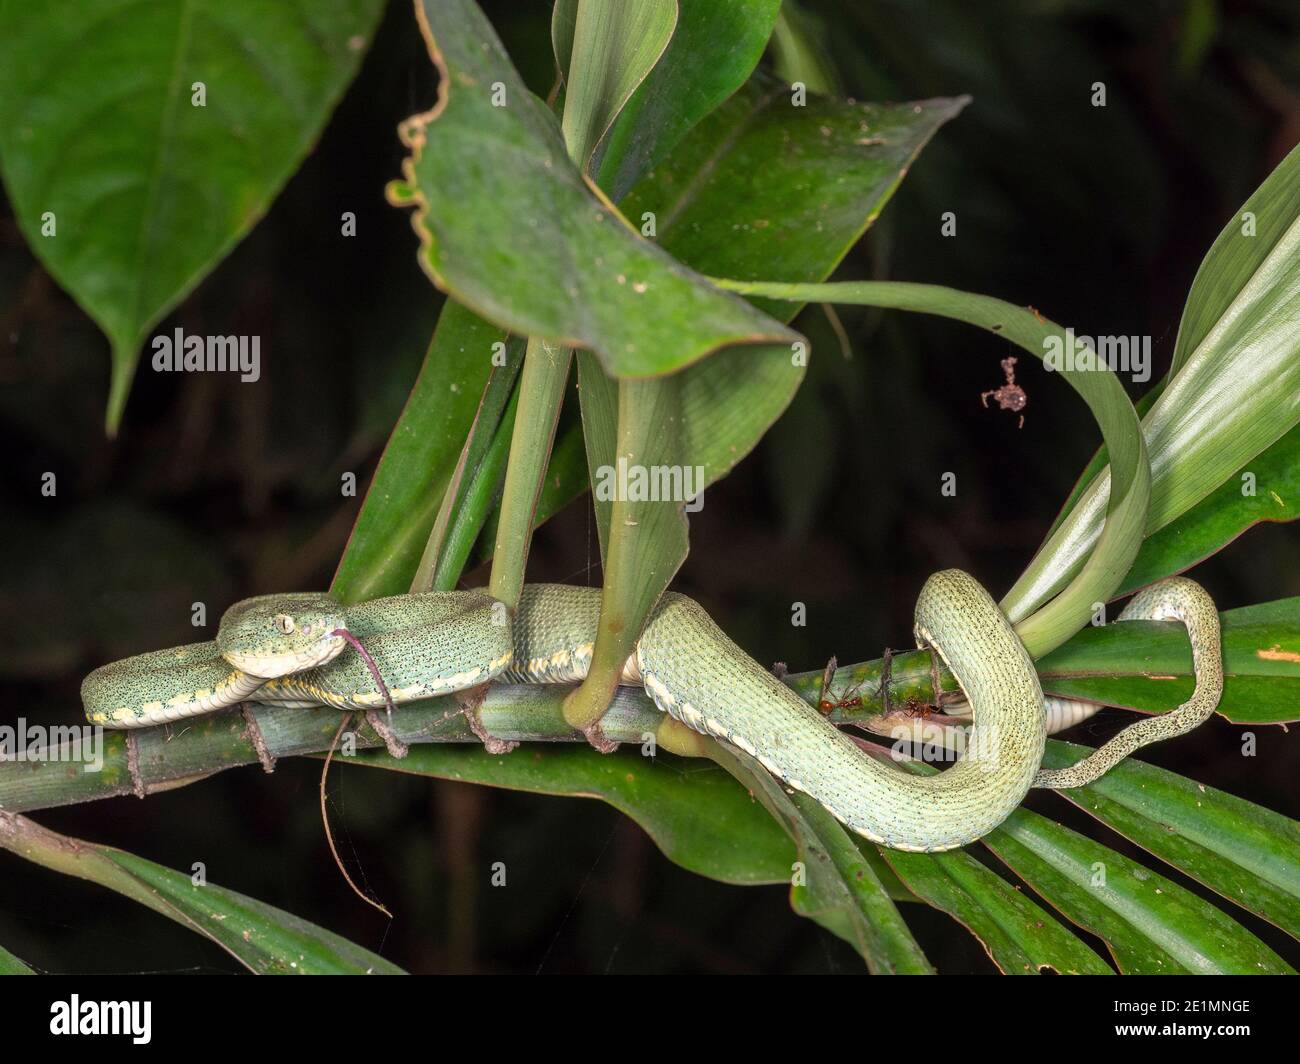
<box><xmin>81</xmin><ymin>573</ymin><xmax>1223</xmax><ymax>853</ymax></box>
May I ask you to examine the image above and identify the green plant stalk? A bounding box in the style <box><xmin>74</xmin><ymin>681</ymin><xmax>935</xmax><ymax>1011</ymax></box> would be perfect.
<box><xmin>5</xmin><ymin>595</ymin><xmax>1295</xmax><ymax>815</ymax></box>
<box><xmin>487</xmin><ymin>337</ymin><xmax>573</xmax><ymax>607</ymax></box>
<box><xmin>0</xmin><ymin>651</ymin><xmax>925</xmax><ymax>815</ymax></box>
<box><xmin>0</xmin><ymin>688</ymin><xmax>659</xmax><ymax>814</ymax></box>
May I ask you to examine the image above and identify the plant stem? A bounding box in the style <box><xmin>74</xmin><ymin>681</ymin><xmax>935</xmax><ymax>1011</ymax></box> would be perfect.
<box><xmin>487</xmin><ymin>337</ymin><xmax>573</xmax><ymax>608</ymax></box>
<box><xmin>0</xmin><ymin>651</ymin><xmax>951</xmax><ymax>815</ymax></box>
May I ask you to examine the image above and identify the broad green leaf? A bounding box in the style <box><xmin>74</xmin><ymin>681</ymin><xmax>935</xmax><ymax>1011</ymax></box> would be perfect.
<box><xmin>331</xmin><ymin>301</ymin><xmax>509</xmax><ymax>604</ymax></box>
<box><xmin>553</xmin><ymin>0</ymin><xmax>678</xmax><ymax>168</ymax></box>
<box><xmin>1116</xmin><ymin>422</ymin><xmax>1300</xmax><ymax>594</ymax></box>
<box><xmin>0</xmin><ymin>943</ymin><xmax>34</xmax><ymax>974</ymax></box>
<box><xmin>595</xmin><ymin>84</ymin><xmax>969</xmax><ymax>501</ymax></box>
<box><xmin>350</xmin><ymin>717</ymin><xmax>796</xmax><ymax>888</ymax></box>
<box><xmin>389</xmin><ymin>0</ymin><xmax>796</xmax><ymax>378</ymax></box>
<box><xmin>594</xmin><ymin>0</ymin><xmax>784</xmax><ymax>200</ymax></box>
<box><xmin>983</xmin><ymin>807</ymin><xmax>1293</xmax><ymax>974</ymax></box>
<box><xmin>103</xmin><ymin>851</ymin><xmax>404</xmax><ymax>974</ymax></box>
<box><xmin>0</xmin><ymin>812</ymin><xmax>402</xmax><ymax>974</ymax></box>
<box><xmin>883</xmin><ymin>846</ymin><xmax>1113</xmax><ymax>974</ymax></box>
<box><xmin>1035</xmin><ymin>598</ymin><xmax>1300</xmax><ymax>723</ymax></box>
<box><xmin>1004</xmin><ymin>143</ymin><xmax>1300</xmax><ymax>621</ymax></box>
<box><xmin>1042</xmin><ymin>741</ymin><xmax>1300</xmax><ymax>937</ymax></box>
<box><xmin>566</xmin><ymin>70</ymin><xmax>960</xmax><ymax>735</ymax></box>
<box><xmin>389</xmin><ymin>80</ymin><xmax>965</xmax><ymax>580</ymax></box>
<box><xmin>0</xmin><ymin>0</ymin><xmax>385</xmax><ymax>432</ymax></box>
<box><xmin>713</xmin><ymin>279</ymin><xmax>1148</xmax><ymax>658</ymax></box>
<box><xmin>710</xmin><ymin>746</ymin><xmax>930</xmax><ymax>971</ymax></box>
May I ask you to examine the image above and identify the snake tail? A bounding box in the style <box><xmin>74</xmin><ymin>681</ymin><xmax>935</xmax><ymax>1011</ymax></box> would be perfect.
<box><xmin>1032</xmin><ymin>576</ymin><xmax>1223</xmax><ymax>790</ymax></box>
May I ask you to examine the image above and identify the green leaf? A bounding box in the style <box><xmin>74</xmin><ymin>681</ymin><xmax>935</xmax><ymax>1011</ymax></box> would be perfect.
<box><xmin>553</xmin><ymin>0</ymin><xmax>678</xmax><ymax>168</ymax></box>
<box><xmin>349</xmin><ymin>704</ymin><xmax>797</xmax><ymax>888</ymax></box>
<box><xmin>1042</xmin><ymin>741</ymin><xmax>1300</xmax><ymax>937</ymax></box>
<box><xmin>710</xmin><ymin>746</ymin><xmax>931</xmax><ymax>971</ymax></box>
<box><xmin>1035</xmin><ymin>598</ymin><xmax>1300</xmax><ymax>723</ymax></box>
<box><xmin>712</xmin><ymin>279</ymin><xmax>1149</xmax><ymax>658</ymax></box>
<box><xmin>0</xmin><ymin>0</ymin><xmax>385</xmax><ymax>432</ymax></box>
<box><xmin>883</xmin><ymin>846</ymin><xmax>1114</xmax><ymax>974</ymax></box>
<box><xmin>103</xmin><ymin>851</ymin><xmax>404</xmax><ymax>974</ymax></box>
<box><xmin>389</xmin><ymin>0</ymin><xmax>796</xmax><ymax>378</ymax></box>
<box><xmin>489</xmin><ymin>0</ymin><xmax>660</xmax><ymax>608</ymax></box>
<box><xmin>331</xmin><ymin>301</ymin><xmax>504</xmax><ymax>604</ymax></box>
<box><xmin>1006</xmin><ymin>142</ymin><xmax>1300</xmax><ymax>619</ymax></box>
<box><xmin>418</xmin><ymin>346</ymin><xmax>523</xmax><ymax>594</ymax></box>
<box><xmin>0</xmin><ymin>812</ymin><xmax>402</xmax><ymax>974</ymax></box>
<box><xmin>381</xmin><ymin>80</ymin><xmax>964</xmax><ymax>584</ymax></box>
<box><xmin>982</xmin><ymin>807</ymin><xmax>1293</xmax><ymax>974</ymax></box>
<box><xmin>1171</xmin><ymin>139</ymin><xmax>1300</xmax><ymax>375</ymax></box>
<box><xmin>1116</xmin><ymin>422</ymin><xmax>1300</xmax><ymax>594</ymax></box>
<box><xmin>769</xmin><ymin>3</ymin><xmax>841</xmax><ymax>96</ymax></box>
<box><xmin>0</xmin><ymin>942</ymin><xmax>35</xmax><ymax>974</ymax></box>
<box><xmin>612</xmin><ymin>83</ymin><xmax>968</xmax><ymax>492</ymax></box>
<box><xmin>593</xmin><ymin>0</ymin><xmax>784</xmax><ymax>200</ymax></box>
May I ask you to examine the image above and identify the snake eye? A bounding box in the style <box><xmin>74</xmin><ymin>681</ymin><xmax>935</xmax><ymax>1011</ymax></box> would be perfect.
<box><xmin>274</xmin><ymin>614</ymin><xmax>295</xmax><ymax>635</ymax></box>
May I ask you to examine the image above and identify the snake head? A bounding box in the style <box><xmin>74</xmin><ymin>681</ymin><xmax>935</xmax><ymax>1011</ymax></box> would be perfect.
<box><xmin>217</xmin><ymin>593</ymin><xmax>348</xmax><ymax>678</ymax></box>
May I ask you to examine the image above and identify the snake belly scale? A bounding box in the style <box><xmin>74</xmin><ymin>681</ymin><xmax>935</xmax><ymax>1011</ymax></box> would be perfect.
<box><xmin>82</xmin><ymin>572</ymin><xmax>1222</xmax><ymax>852</ymax></box>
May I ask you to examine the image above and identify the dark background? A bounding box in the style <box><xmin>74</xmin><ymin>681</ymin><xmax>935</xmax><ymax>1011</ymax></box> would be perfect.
<box><xmin>1</xmin><ymin>0</ymin><xmax>1297</xmax><ymax>973</ymax></box>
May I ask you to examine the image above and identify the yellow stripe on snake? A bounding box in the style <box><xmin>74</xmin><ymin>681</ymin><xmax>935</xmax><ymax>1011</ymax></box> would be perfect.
<box><xmin>81</xmin><ymin>573</ymin><xmax>1223</xmax><ymax>853</ymax></box>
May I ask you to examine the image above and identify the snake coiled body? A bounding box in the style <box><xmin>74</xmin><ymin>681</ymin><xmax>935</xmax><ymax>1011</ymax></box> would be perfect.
<box><xmin>82</xmin><ymin>573</ymin><xmax>1222</xmax><ymax>852</ymax></box>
